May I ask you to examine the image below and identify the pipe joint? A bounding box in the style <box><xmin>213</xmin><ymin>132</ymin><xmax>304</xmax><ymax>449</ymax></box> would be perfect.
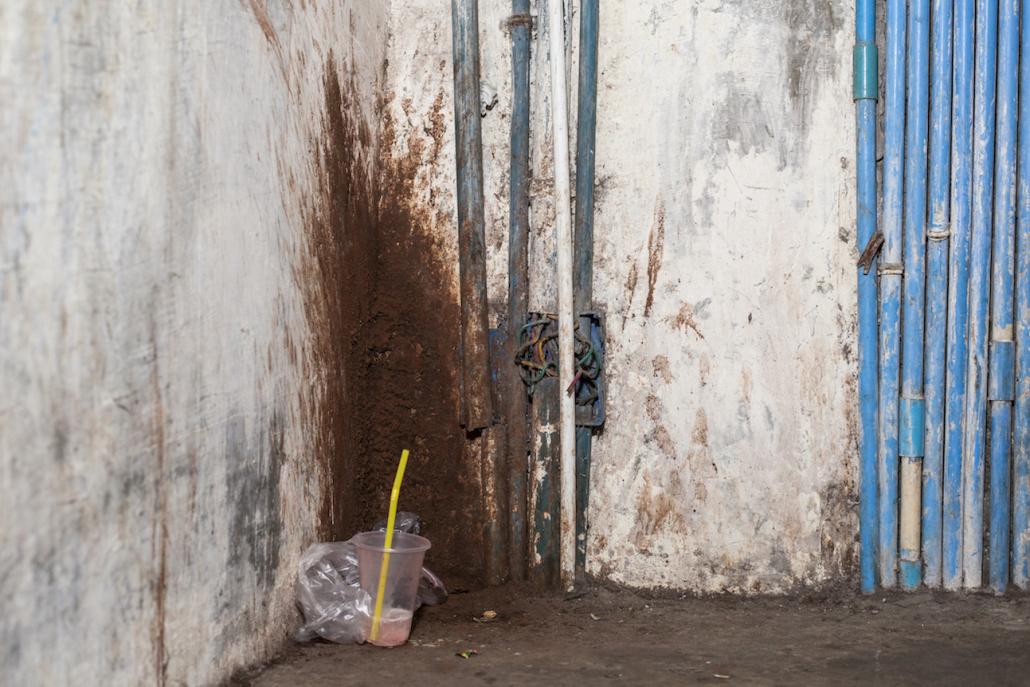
<box><xmin>503</xmin><ymin>12</ymin><xmax>534</xmax><ymax>31</ymax></box>
<box><xmin>879</xmin><ymin>262</ymin><xmax>904</xmax><ymax>276</ymax></box>
<box><xmin>927</xmin><ymin>225</ymin><xmax>951</xmax><ymax>241</ymax></box>
<box><xmin>899</xmin><ymin>397</ymin><xmax>926</xmax><ymax>457</ymax></box>
<box><xmin>853</xmin><ymin>42</ymin><xmax>879</xmax><ymax>100</ymax></box>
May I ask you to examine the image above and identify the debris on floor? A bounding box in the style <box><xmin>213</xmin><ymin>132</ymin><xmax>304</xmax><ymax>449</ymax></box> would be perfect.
<box><xmin>294</xmin><ymin>511</ymin><xmax>446</xmax><ymax>645</ymax></box>
<box><xmin>252</xmin><ymin>584</ymin><xmax>1030</xmax><ymax>687</ymax></box>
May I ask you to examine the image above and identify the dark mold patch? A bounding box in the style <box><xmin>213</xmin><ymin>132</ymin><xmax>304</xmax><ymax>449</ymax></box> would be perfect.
<box><xmin>225</xmin><ymin>410</ymin><xmax>283</xmax><ymax>593</ymax></box>
<box><xmin>781</xmin><ymin>1</ymin><xmax>842</xmax><ymax>124</ymax></box>
<box><xmin>710</xmin><ymin>84</ymin><xmax>774</xmax><ymax>157</ymax></box>
<box><xmin>149</xmin><ymin>322</ymin><xmax>169</xmax><ymax>687</ymax></box>
<box><xmin>298</xmin><ymin>56</ymin><xmax>484</xmax><ymax>588</ymax></box>
<box><xmin>52</xmin><ymin>423</ymin><xmax>68</xmax><ymax>464</ymax></box>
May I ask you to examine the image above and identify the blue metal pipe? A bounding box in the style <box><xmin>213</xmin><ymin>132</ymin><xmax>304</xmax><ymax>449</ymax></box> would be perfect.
<box><xmin>878</xmin><ymin>0</ymin><xmax>908</xmax><ymax>589</ymax></box>
<box><xmin>989</xmin><ymin>404</ymin><xmax>1014</xmax><ymax>588</ymax></box>
<box><xmin>574</xmin><ymin>0</ymin><xmax>598</xmax><ymax>306</ymax></box>
<box><xmin>573</xmin><ymin>0</ymin><xmax>599</xmax><ymax>585</ymax></box>
<box><xmin>855</xmin><ymin>0</ymin><xmax>878</xmax><ymax>594</ymax></box>
<box><xmin>450</xmin><ymin>0</ymin><xmax>494</xmax><ymax>432</ymax></box>
<box><xmin>943</xmin><ymin>0</ymin><xmax>975</xmax><ymax>591</ymax></box>
<box><xmin>962</xmin><ymin>0</ymin><xmax>999</xmax><ymax>589</ymax></box>
<box><xmin>899</xmin><ymin>0</ymin><xmax>931</xmax><ymax>591</ymax></box>
<box><xmin>1012</xmin><ymin>0</ymin><xmax>1030</xmax><ymax>591</ymax></box>
<box><xmin>507</xmin><ymin>0</ymin><xmax>532</xmax><ymax>583</ymax></box>
<box><xmin>987</xmin><ymin>0</ymin><xmax>1018</xmax><ymax>594</ymax></box>
<box><xmin>922</xmin><ymin>0</ymin><xmax>953</xmax><ymax>589</ymax></box>
<box><xmin>529</xmin><ymin>376</ymin><xmax>560</xmax><ymax>588</ymax></box>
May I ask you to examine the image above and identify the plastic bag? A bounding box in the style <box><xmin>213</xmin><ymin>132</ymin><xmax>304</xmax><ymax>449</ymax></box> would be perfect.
<box><xmin>295</xmin><ymin>513</ymin><xmax>447</xmax><ymax>643</ymax></box>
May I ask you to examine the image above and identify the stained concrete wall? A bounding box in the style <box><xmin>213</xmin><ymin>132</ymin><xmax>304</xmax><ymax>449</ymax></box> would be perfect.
<box><xmin>388</xmin><ymin>0</ymin><xmax>857</xmax><ymax>593</ymax></box>
<box><xmin>0</xmin><ymin>2</ymin><xmax>387</xmax><ymax>685</ymax></box>
<box><xmin>2</xmin><ymin>2</ymin><xmax>861</xmax><ymax>682</ymax></box>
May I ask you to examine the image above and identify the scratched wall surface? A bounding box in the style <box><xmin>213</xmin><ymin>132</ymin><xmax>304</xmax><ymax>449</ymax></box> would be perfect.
<box><xmin>585</xmin><ymin>1</ymin><xmax>857</xmax><ymax>592</ymax></box>
<box><xmin>388</xmin><ymin>0</ymin><xmax>857</xmax><ymax>593</ymax></box>
<box><xmin>0</xmin><ymin>2</ymin><xmax>387</xmax><ymax>685</ymax></box>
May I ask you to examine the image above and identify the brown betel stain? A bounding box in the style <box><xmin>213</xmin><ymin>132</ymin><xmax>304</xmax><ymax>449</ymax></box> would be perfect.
<box><xmin>296</xmin><ymin>54</ymin><xmax>484</xmax><ymax>589</ymax></box>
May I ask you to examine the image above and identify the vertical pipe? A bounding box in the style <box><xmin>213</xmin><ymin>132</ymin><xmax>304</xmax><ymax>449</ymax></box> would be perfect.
<box><xmin>878</xmin><ymin>0</ymin><xmax>908</xmax><ymax>589</ymax></box>
<box><xmin>528</xmin><ymin>377</ymin><xmax>560</xmax><ymax>587</ymax></box>
<box><xmin>507</xmin><ymin>0</ymin><xmax>532</xmax><ymax>582</ymax></box>
<box><xmin>922</xmin><ymin>0</ymin><xmax>953</xmax><ymax>589</ymax></box>
<box><xmin>484</xmin><ymin>331</ymin><xmax>510</xmax><ymax>584</ymax></box>
<box><xmin>574</xmin><ymin>0</ymin><xmax>598</xmax><ymax>303</ymax></box>
<box><xmin>987</xmin><ymin>0</ymin><xmax>1018</xmax><ymax>594</ymax></box>
<box><xmin>1012</xmin><ymin>0</ymin><xmax>1030</xmax><ymax>591</ymax></box>
<box><xmin>573</xmin><ymin>0</ymin><xmax>599</xmax><ymax>585</ymax></box>
<box><xmin>899</xmin><ymin>0</ymin><xmax>931</xmax><ymax>591</ymax></box>
<box><xmin>943</xmin><ymin>0</ymin><xmax>975</xmax><ymax>591</ymax></box>
<box><xmin>855</xmin><ymin>0</ymin><xmax>879</xmax><ymax>594</ymax></box>
<box><xmin>546</xmin><ymin>0</ymin><xmax>577</xmax><ymax>590</ymax></box>
<box><xmin>451</xmin><ymin>0</ymin><xmax>494</xmax><ymax>431</ymax></box>
<box><xmin>962</xmin><ymin>0</ymin><xmax>999</xmax><ymax>590</ymax></box>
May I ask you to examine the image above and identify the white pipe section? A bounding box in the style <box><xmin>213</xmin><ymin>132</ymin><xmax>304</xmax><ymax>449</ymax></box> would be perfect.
<box><xmin>548</xmin><ymin>0</ymin><xmax>576</xmax><ymax>590</ymax></box>
<box><xmin>899</xmin><ymin>456</ymin><xmax>922</xmax><ymax>575</ymax></box>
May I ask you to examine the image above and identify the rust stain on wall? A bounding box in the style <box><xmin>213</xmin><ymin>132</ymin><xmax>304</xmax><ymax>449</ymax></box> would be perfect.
<box><xmin>651</xmin><ymin>354</ymin><xmax>673</xmax><ymax>383</ymax></box>
<box><xmin>644</xmin><ymin>394</ymin><xmax>677</xmax><ymax>460</ymax></box>
<box><xmin>633</xmin><ymin>472</ymin><xmax>685</xmax><ymax>551</ymax></box>
<box><xmin>686</xmin><ymin>407</ymin><xmax>718</xmax><ymax>480</ymax></box>
<box><xmin>643</xmin><ymin>197</ymin><xmax>665</xmax><ymax>317</ymax></box>
<box><xmin>668</xmin><ymin>302</ymin><xmax>705</xmax><ymax>340</ymax></box>
<box><xmin>242</xmin><ymin>0</ymin><xmax>288</xmax><ymax>82</ymax></box>
<box><xmin>245</xmin><ymin>0</ymin><xmax>279</xmax><ymax>48</ymax></box>
<box><xmin>622</xmin><ymin>262</ymin><xmax>638</xmax><ymax>329</ymax></box>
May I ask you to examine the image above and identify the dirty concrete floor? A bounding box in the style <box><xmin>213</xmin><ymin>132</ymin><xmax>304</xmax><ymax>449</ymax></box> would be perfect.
<box><xmin>247</xmin><ymin>584</ymin><xmax>1030</xmax><ymax>686</ymax></box>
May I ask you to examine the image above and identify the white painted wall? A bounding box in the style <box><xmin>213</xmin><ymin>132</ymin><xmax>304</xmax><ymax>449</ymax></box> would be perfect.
<box><xmin>585</xmin><ymin>1</ymin><xmax>857</xmax><ymax>593</ymax></box>
<box><xmin>0</xmin><ymin>2</ymin><xmax>386</xmax><ymax>685</ymax></box>
<box><xmin>387</xmin><ymin>0</ymin><xmax>857</xmax><ymax>593</ymax></box>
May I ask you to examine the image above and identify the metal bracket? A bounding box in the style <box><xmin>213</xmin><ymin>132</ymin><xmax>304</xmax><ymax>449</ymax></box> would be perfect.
<box><xmin>857</xmin><ymin>229</ymin><xmax>884</xmax><ymax>274</ymax></box>
<box><xmin>576</xmin><ymin>312</ymin><xmax>606</xmax><ymax>428</ymax></box>
<box><xmin>879</xmin><ymin>262</ymin><xmax>904</xmax><ymax>276</ymax></box>
<box><xmin>503</xmin><ymin>12</ymin><xmax>534</xmax><ymax>31</ymax></box>
<box><xmin>515</xmin><ymin>312</ymin><xmax>606</xmax><ymax>428</ymax></box>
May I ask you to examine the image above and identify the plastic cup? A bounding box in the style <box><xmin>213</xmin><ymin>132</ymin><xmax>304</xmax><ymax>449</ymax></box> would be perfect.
<box><xmin>353</xmin><ymin>530</ymin><xmax>431</xmax><ymax>647</ymax></box>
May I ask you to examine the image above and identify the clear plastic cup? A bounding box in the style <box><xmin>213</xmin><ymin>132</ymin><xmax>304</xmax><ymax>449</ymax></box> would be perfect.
<box><xmin>352</xmin><ymin>530</ymin><xmax>431</xmax><ymax>647</ymax></box>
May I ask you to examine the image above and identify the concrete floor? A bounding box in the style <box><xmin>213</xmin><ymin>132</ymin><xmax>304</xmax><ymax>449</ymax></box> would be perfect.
<box><xmin>245</xmin><ymin>584</ymin><xmax>1030</xmax><ymax>686</ymax></box>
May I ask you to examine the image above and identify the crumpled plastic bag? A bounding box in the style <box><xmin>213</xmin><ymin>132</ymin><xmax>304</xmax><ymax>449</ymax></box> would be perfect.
<box><xmin>295</xmin><ymin>512</ymin><xmax>447</xmax><ymax>643</ymax></box>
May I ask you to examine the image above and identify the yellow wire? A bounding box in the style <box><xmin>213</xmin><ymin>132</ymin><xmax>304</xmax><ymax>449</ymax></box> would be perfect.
<box><xmin>369</xmin><ymin>449</ymin><xmax>409</xmax><ymax>642</ymax></box>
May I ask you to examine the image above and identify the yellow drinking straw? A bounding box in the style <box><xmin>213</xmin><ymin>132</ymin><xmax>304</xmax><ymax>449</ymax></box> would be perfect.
<box><xmin>369</xmin><ymin>449</ymin><xmax>409</xmax><ymax>643</ymax></box>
